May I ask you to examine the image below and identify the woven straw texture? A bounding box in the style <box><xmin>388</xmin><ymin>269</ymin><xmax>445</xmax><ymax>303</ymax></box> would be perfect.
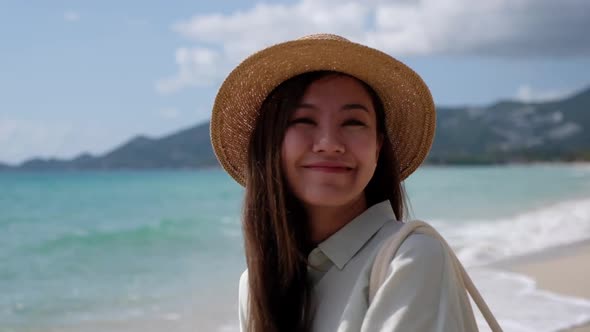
<box><xmin>210</xmin><ymin>34</ymin><xmax>436</xmax><ymax>187</ymax></box>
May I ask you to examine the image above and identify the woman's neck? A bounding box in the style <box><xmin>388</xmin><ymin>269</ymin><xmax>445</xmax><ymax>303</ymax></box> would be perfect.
<box><xmin>306</xmin><ymin>195</ymin><xmax>367</xmax><ymax>245</ymax></box>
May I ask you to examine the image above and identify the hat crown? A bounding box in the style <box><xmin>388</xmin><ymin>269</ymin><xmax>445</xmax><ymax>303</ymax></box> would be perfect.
<box><xmin>297</xmin><ymin>33</ymin><xmax>350</xmax><ymax>42</ymax></box>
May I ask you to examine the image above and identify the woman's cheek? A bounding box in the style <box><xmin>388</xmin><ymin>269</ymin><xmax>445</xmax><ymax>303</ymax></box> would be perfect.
<box><xmin>349</xmin><ymin>132</ymin><xmax>377</xmax><ymax>149</ymax></box>
<box><xmin>284</xmin><ymin>129</ymin><xmax>305</xmax><ymax>152</ymax></box>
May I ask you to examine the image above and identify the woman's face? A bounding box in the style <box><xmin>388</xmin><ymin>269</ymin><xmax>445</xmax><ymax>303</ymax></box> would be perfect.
<box><xmin>281</xmin><ymin>75</ymin><xmax>383</xmax><ymax>209</ymax></box>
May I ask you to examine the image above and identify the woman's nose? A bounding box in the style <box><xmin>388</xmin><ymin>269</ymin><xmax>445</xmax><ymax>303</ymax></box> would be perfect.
<box><xmin>312</xmin><ymin>126</ymin><xmax>345</xmax><ymax>154</ymax></box>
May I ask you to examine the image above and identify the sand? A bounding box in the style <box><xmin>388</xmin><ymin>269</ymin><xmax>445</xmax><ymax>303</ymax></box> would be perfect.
<box><xmin>495</xmin><ymin>240</ymin><xmax>590</xmax><ymax>332</ymax></box>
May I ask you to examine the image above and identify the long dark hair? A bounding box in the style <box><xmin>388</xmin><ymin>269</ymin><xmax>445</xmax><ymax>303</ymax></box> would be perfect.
<box><xmin>242</xmin><ymin>71</ymin><xmax>407</xmax><ymax>332</ymax></box>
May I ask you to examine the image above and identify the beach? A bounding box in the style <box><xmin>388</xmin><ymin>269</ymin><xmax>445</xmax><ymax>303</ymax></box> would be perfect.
<box><xmin>493</xmin><ymin>240</ymin><xmax>590</xmax><ymax>332</ymax></box>
<box><xmin>2</xmin><ymin>166</ymin><xmax>590</xmax><ymax>331</ymax></box>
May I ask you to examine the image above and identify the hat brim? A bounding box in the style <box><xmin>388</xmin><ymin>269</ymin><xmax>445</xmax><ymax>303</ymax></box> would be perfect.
<box><xmin>211</xmin><ymin>38</ymin><xmax>436</xmax><ymax>186</ymax></box>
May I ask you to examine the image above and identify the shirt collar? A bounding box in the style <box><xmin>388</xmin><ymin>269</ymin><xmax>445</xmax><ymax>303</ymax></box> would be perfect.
<box><xmin>314</xmin><ymin>200</ymin><xmax>397</xmax><ymax>270</ymax></box>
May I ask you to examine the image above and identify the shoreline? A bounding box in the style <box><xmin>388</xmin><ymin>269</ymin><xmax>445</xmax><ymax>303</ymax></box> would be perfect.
<box><xmin>490</xmin><ymin>239</ymin><xmax>590</xmax><ymax>332</ymax></box>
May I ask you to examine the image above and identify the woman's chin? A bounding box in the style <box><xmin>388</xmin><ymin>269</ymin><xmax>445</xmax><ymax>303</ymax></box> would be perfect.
<box><xmin>300</xmin><ymin>191</ymin><xmax>363</xmax><ymax>209</ymax></box>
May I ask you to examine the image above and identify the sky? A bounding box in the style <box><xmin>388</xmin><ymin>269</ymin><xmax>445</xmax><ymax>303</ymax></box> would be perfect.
<box><xmin>1</xmin><ymin>0</ymin><xmax>590</xmax><ymax>165</ymax></box>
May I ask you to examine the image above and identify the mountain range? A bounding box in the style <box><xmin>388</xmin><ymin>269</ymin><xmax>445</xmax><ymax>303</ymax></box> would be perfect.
<box><xmin>2</xmin><ymin>86</ymin><xmax>589</xmax><ymax>171</ymax></box>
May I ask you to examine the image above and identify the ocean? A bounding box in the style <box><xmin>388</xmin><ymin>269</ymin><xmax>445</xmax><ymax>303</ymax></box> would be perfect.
<box><xmin>1</xmin><ymin>164</ymin><xmax>590</xmax><ymax>332</ymax></box>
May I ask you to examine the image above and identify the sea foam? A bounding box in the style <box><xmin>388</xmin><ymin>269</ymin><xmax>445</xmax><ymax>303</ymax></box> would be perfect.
<box><xmin>430</xmin><ymin>196</ymin><xmax>590</xmax><ymax>332</ymax></box>
<box><xmin>432</xmin><ymin>196</ymin><xmax>590</xmax><ymax>267</ymax></box>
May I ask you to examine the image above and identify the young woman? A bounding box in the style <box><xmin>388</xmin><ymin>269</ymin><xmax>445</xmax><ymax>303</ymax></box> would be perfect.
<box><xmin>210</xmin><ymin>34</ymin><xmax>480</xmax><ymax>332</ymax></box>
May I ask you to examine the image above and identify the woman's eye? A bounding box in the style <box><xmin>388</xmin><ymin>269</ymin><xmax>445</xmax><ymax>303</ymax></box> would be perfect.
<box><xmin>289</xmin><ymin>118</ymin><xmax>315</xmax><ymax>125</ymax></box>
<box><xmin>343</xmin><ymin>119</ymin><xmax>366</xmax><ymax>126</ymax></box>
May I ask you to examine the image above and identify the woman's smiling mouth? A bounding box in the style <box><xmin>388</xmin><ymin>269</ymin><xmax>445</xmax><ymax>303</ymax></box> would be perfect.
<box><xmin>303</xmin><ymin>162</ymin><xmax>354</xmax><ymax>173</ymax></box>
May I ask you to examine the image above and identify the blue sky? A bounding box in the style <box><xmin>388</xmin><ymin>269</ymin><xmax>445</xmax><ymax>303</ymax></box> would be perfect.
<box><xmin>1</xmin><ymin>0</ymin><xmax>589</xmax><ymax>165</ymax></box>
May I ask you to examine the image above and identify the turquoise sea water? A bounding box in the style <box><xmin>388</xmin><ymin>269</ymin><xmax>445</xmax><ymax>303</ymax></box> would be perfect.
<box><xmin>1</xmin><ymin>165</ymin><xmax>590</xmax><ymax>331</ymax></box>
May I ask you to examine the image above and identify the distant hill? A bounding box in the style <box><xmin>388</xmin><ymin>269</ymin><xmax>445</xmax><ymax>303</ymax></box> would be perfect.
<box><xmin>2</xmin><ymin>86</ymin><xmax>589</xmax><ymax>171</ymax></box>
<box><xmin>429</xmin><ymin>87</ymin><xmax>590</xmax><ymax>163</ymax></box>
<box><xmin>3</xmin><ymin>122</ymin><xmax>219</xmax><ymax>171</ymax></box>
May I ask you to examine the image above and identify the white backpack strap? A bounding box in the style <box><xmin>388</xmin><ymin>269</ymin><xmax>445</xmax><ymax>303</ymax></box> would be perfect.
<box><xmin>369</xmin><ymin>220</ymin><xmax>503</xmax><ymax>332</ymax></box>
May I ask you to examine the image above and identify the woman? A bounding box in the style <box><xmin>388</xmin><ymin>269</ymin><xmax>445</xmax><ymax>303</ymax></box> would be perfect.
<box><xmin>210</xmin><ymin>34</ymin><xmax>479</xmax><ymax>331</ymax></box>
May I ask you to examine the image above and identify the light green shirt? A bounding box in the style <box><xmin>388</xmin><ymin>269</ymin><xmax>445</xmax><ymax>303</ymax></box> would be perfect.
<box><xmin>238</xmin><ymin>200</ymin><xmax>478</xmax><ymax>331</ymax></box>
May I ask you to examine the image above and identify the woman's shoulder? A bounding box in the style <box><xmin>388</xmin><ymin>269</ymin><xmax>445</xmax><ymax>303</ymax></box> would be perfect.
<box><xmin>373</xmin><ymin>226</ymin><xmax>450</xmax><ymax>289</ymax></box>
<box><xmin>384</xmin><ymin>222</ymin><xmax>447</xmax><ymax>266</ymax></box>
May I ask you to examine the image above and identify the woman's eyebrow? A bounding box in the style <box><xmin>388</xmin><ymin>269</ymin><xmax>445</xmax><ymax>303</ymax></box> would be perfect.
<box><xmin>296</xmin><ymin>103</ymin><xmax>317</xmax><ymax>110</ymax></box>
<box><xmin>341</xmin><ymin>103</ymin><xmax>369</xmax><ymax>113</ymax></box>
<box><xmin>296</xmin><ymin>103</ymin><xmax>369</xmax><ymax>112</ymax></box>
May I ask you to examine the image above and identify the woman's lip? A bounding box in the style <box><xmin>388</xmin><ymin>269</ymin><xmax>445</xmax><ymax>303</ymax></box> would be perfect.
<box><xmin>303</xmin><ymin>166</ymin><xmax>352</xmax><ymax>173</ymax></box>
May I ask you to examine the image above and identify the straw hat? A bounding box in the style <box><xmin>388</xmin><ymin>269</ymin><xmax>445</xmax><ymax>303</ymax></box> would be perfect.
<box><xmin>210</xmin><ymin>33</ymin><xmax>435</xmax><ymax>186</ymax></box>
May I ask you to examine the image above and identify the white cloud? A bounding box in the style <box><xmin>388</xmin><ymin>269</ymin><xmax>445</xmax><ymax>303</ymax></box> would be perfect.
<box><xmin>157</xmin><ymin>0</ymin><xmax>590</xmax><ymax>94</ymax></box>
<box><xmin>155</xmin><ymin>47</ymin><xmax>223</xmax><ymax>95</ymax></box>
<box><xmin>157</xmin><ymin>0</ymin><xmax>370</xmax><ymax>94</ymax></box>
<box><xmin>64</xmin><ymin>10</ymin><xmax>80</xmax><ymax>22</ymax></box>
<box><xmin>172</xmin><ymin>0</ymin><xmax>369</xmax><ymax>61</ymax></box>
<box><xmin>515</xmin><ymin>84</ymin><xmax>578</xmax><ymax>103</ymax></box>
